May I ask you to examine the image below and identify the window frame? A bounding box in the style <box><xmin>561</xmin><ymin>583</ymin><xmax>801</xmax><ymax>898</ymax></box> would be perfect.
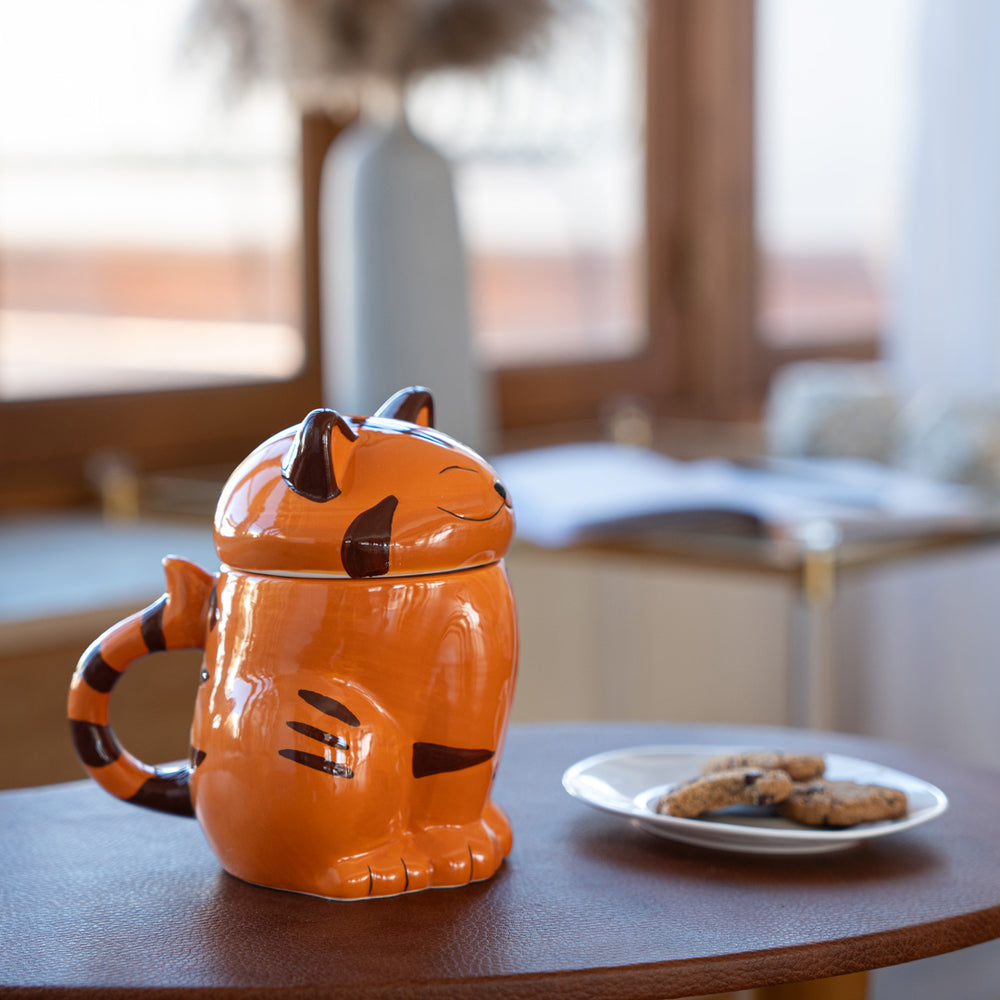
<box><xmin>0</xmin><ymin>0</ymin><xmax>877</xmax><ymax>511</ymax></box>
<box><xmin>0</xmin><ymin>115</ymin><xmax>349</xmax><ymax>510</ymax></box>
<box><xmin>490</xmin><ymin>0</ymin><xmax>765</xmax><ymax>431</ymax></box>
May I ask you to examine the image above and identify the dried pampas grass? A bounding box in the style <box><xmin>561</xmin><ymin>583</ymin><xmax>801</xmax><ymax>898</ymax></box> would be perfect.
<box><xmin>189</xmin><ymin>0</ymin><xmax>557</xmax><ymax>107</ymax></box>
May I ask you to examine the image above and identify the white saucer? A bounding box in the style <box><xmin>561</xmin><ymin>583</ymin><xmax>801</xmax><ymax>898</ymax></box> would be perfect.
<box><xmin>562</xmin><ymin>745</ymin><xmax>948</xmax><ymax>855</ymax></box>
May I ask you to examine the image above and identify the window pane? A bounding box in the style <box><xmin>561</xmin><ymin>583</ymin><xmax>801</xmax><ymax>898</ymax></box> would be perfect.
<box><xmin>407</xmin><ymin>0</ymin><xmax>645</xmax><ymax>368</ymax></box>
<box><xmin>0</xmin><ymin>0</ymin><xmax>301</xmax><ymax>401</ymax></box>
<box><xmin>755</xmin><ymin>0</ymin><xmax>919</xmax><ymax>348</ymax></box>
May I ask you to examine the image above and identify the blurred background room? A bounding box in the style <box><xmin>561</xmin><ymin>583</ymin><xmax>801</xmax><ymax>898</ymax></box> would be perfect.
<box><xmin>3</xmin><ymin>4</ymin><xmax>1000</xmax><ymax>991</ymax></box>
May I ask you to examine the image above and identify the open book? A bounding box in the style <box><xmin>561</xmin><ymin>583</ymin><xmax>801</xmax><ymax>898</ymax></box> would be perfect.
<box><xmin>490</xmin><ymin>442</ymin><xmax>997</xmax><ymax>548</ymax></box>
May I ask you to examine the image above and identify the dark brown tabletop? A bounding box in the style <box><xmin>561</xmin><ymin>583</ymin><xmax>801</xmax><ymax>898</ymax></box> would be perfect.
<box><xmin>4</xmin><ymin>722</ymin><xmax>1000</xmax><ymax>999</ymax></box>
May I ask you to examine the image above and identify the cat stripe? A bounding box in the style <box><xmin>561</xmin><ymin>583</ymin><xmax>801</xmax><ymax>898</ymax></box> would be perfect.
<box><xmin>140</xmin><ymin>600</ymin><xmax>167</xmax><ymax>652</ymax></box>
<box><xmin>69</xmin><ymin>719</ymin><xmax>119</xmax><ymax>768</ymax></box>
<box><xmin>127</xmin><ymin>769</ymin><xmax>196</xmax><ymax>815</ymax></box>
<box><xmin>283</xmin><ymin>702</ymin><xmax>496</xmax><ymax>783</ymax></box>
<box><xmin>278</xmin><ymin>749</ymin><xmax>354</xmax><ymax>778</ymax></box>
<box><xmin>286</xmin><ymin>720</ymin><xmax>349</xmax><ymax>750</ymax></box>
<box><xmin>207</xmin><ymin>584</ymin><xmax>219</xmax><ymax>632</ymax></box>
<box><xmin>80</xmin><ymin>650</ymin><xmax>123</xmax><ymax>695</ymax></box>
<box><xmin>412</xmin><ymin>742</ymin><xmax>495</xmax><ymax>778</ymax></box>
<box><xmin>341</xmin><ymin>496</ymin><xmax>398</xmax><ymax>578</ymax></box>
<box><xmin>298</xmin><ymin>689</ymin><xmax>360</xmax><ymax>725</ymax></box>
<box><xmin>282</xmin><ymin>693</ymin><xmax>356</xmax><ymax>777</ymax></box>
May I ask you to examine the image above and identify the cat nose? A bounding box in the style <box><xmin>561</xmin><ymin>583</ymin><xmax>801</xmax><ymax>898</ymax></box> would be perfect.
<box><xmin>494</xmin><ymin>481</ymin><xmax>509</xmax><ymax>503</ymax></box>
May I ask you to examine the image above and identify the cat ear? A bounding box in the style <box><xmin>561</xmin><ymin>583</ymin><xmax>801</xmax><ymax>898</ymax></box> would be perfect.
<box><xmin>374</xmin><ymin>387</ymin><xmax>435</xmax><ymax>428</ymax></box>
<box><xmin>282</xmin><ymin>409</ymin><xmax>358</xmax><ymax>502</ymax></box>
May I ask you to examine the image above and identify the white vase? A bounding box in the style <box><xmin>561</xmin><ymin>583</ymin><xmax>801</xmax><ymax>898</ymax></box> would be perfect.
<box><xmin>320</xmin><ymin>110</ymin><xmax>492</xmax><ymax>453</ymax></box>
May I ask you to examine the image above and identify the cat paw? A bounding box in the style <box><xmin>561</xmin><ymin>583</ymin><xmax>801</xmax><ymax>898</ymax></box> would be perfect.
<box><xmin>483</xmin><ymin>800</ymin><xmax>513</xmax><ymax>857</ymax></box>
<box><xmin>415</xmin><ymin>806</ymin><xmax>512</xmax><ymax>887</ymax></box>
<box><xmin>312</xmin><ymin>840</ymin><xmax>432</xmax><ymax>899</ymax></box>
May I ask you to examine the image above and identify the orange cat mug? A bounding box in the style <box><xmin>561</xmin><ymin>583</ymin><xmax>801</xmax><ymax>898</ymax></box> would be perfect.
<box><xmin>67</xmin><ymin>387</ymin><xmax>519</xmax><ymax>899</ymax></box>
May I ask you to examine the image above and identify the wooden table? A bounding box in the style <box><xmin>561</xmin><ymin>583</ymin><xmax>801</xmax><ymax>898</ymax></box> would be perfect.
<box><xmin>3</xmin><ymin>722</ymin><xmax>1000</xmax><ymax>999</ymax></box>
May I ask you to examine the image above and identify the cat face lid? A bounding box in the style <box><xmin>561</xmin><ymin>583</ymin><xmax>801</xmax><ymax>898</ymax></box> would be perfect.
<box><xmin>214</xmin><ymin>387</ymin><xmax>515</xmax><ymax>578</ymax></box>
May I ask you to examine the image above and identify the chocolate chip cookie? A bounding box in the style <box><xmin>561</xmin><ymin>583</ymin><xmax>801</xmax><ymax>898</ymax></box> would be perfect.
<box><xmin>655</xmin><ymin>767</ymin><xmax>793</xmax><ymax>818</ymax></box>
<box><xmin>702</xmin><ymin>751</ymin><xmax>826</xmax><ymax>782</ymax></box>
<box><xmin>776</xmin><ymin>779</ymin><xmax>908</xmax><ymax>828</ymax></box>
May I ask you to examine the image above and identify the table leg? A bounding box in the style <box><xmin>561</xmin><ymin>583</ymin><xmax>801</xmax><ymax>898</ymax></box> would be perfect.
<box><xmin>749</xmin><ymin>970</ymin><xmax>867</xmax><ymax>999</ymax></box>
<box><xmin>790</xmin><ymin>520</ymin><xmax>840</xmax><ymax>729</ymax></box>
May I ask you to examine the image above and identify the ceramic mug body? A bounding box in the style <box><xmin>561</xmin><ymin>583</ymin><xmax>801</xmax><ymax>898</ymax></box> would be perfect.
<box><xmin>68</xmin><ymin>388</ymin><xmax>519</xmax><ymax>899</ymax></box>
<box><xmin>191</xmin><ymin>564</ymin><xmax>517</xmax><ymax>898</ymax></box>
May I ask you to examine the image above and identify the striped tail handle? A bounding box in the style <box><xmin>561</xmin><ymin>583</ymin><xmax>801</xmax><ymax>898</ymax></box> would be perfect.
<box><xmin>67</xmin><ymin>556</ymin><xmax>215</xmax><ymax>817</ymax></box>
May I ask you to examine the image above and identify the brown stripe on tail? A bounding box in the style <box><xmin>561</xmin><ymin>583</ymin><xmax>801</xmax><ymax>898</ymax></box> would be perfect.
<box><xmin>140</xmin><ymin>599</ymin><xmax>168</xmax><ymax>651</ymax></box>
<box><xmin>412</xmin><ymin>742</ymin><xmax>495</xmax><ymax>778</ymax></box>
<box><xmin>69</xmin><ymin>719</ymin><xmax>120</xmax><ymax>768</ymax></box>
<box><xmin>127</xmin><ymin>768</ymin><xmax>196</xmax><ymax>816</ymax></box>
<box><xmin>80</xmin><ymin>648</ymin><xmax>125</xmax><ymax>695</ymax></box>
